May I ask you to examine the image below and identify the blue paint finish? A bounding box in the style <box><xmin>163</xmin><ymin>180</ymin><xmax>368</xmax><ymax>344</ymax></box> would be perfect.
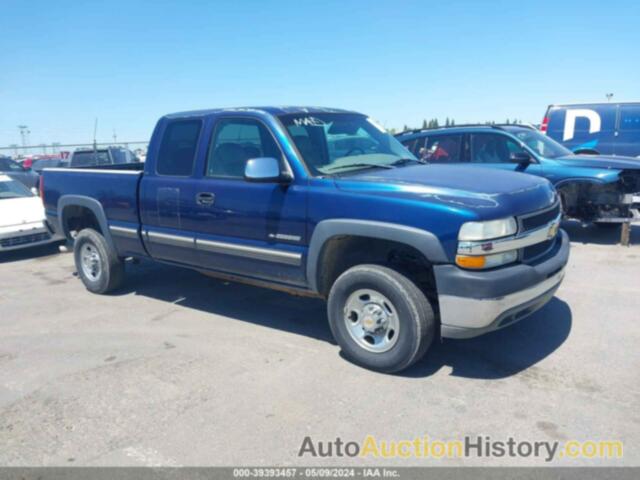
<box><xmin>43</xmin><ymin>107</ymin><xmax>562</xmax><ymax>291</ymax></box>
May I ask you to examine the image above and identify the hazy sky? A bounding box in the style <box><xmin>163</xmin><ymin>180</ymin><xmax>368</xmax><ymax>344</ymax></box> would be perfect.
<box><xmin>1</xmin><ymin>0</ymin><xmax>639</xmax><ymax>147</ymax></box>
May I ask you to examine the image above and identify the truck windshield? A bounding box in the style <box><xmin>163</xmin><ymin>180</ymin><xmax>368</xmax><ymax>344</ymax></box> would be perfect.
<box><xmin>279</xmin><ymin>113</ymin><xmax>417</xmax><ymax>175</ymax></box>
<box><xmin>0</xmin><ymin>178</ymin><xmax>32</xmax><ymax>199</ymax></box>
<box><xmin>504</xmin><ymin>127</ymin><xmax>573</xmax><ymax>159</ymax></box>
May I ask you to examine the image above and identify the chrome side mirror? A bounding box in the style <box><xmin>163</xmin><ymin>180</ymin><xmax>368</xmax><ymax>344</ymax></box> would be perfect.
<box><xmin>244</xmin><ymin>157</ymin><xmax>291</xmax><ymax>183</ymax></box>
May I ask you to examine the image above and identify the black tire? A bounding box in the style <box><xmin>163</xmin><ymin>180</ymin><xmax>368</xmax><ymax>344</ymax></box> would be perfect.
<box><xmin>73</xmin><ymin>228</ymin><xmax>125</xmax><ymax>294</ymax></box>
<box><xmin>327</xmin><ymin>264</ymin><xmax>436</xmax><ymax>373</ymax></box>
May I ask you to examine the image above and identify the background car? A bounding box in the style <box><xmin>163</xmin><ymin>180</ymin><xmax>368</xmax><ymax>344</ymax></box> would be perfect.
<box><xmin>396</xmin><ymin>124</ymin><xmax>640</xmax><ymax>226</ymax></box>
<box><xmin>22</xmin><ymin>154</ymin><xmax>66</xmax><ymax>170</ymax></box>
<box><xmin>31</xmin><ymin>157</ymin><xmax>69</xmax><ymax>174</ymax></box>
<box><xmin>542</xmin><ymin>102</ymin><xmax>640</xmax><ymax>157</ymax></box>
<box><xmin>0</xmin><ymin>155</ymin><xmax>40</xmax><ymax>190</ymax></box>
<box><xmin>0</xmin><ymin>174</ymin><xmax>59</xmax><ymax>252</ymax></box>
<box><xmin>69</xmin><ymin>147</ymin><xmax>140</xmax><ymax>168</ymax></box>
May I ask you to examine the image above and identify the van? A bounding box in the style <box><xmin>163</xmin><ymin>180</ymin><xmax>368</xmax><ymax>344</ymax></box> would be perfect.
<box><xmin>541</xmin><ymin>102</ymin><xmax>640</xmax><ymax>157</ymax></box>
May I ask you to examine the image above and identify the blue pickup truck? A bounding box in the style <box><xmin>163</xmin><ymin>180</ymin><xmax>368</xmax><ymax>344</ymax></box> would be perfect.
<box><xmin>42</xmin><ymin>107</ymin><xmax>569</xmax><ymax>373</ymax></box>
<box><xmin>396</xmin><ymin>124</ymin><xmax>640</xmax><ymax>226</ymax></box>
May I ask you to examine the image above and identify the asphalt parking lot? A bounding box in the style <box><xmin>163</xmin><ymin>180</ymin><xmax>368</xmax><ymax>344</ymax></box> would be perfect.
<box><xmin>0</xmin><ymin>222</ymin><xmax>638</xmax><ymax>467</ymax></box>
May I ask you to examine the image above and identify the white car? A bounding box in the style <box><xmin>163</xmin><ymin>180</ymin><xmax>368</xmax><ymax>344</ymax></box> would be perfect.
<box><xmin>0</xmin><ymin>175</ymin><xmax>58</xmax><ymax>252</ymax></box>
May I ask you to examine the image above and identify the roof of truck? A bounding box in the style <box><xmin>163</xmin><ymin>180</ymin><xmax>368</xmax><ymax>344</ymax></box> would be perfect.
<box><xmin>164</xmin><ymin>106</ymin><xmax>360</xmax><ymax>119</ymax></box>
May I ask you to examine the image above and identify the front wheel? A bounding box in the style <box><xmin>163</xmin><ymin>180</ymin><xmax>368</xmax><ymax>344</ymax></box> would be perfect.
<box><xmin>327</xmin><ymin>264</ymin><xmax>436</xmax><ymax>373</ymax></box>
<box><xmin>73</xmin><ymin>228</ymin><xmax>125</xmax><ymax>294</ymax></box>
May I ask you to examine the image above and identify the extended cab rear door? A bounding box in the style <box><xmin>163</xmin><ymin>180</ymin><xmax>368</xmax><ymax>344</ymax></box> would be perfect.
<box><xmin>139</xmin><ymin>118</ymin><xmax>203</xmax><ymax>266</ymax></box>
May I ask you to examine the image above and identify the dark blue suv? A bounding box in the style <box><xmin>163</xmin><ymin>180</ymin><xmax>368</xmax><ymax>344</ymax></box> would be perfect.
<box><xmin>396</xmin><ymin>124</ymin><xmax>640</xmax><ymax>226</ymax></box>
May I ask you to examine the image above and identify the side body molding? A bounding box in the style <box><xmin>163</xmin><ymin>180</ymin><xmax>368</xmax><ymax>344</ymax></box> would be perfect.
<box><xmin>306</xmin><ymin>219</ymin><xmax>449</xmax><ymax>293</ymax></box>
<box><xmin>57</xmin><ymin>195</ymin><xmax>116</xmax><ymax>250</ymax></box>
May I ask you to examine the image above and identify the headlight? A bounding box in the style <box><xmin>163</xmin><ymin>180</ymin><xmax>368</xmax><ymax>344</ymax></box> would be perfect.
<box><xmin>456</xmin><ymin>217</ymin><xmax>519</xmax><ymax>269</ymax></box>
<box><xmin>458</xmin><ymin>217</ymin><xmax>517</xmax><ymax>241</ymax></box>
<box><xmin>456</xmin><ymin>250</ymin><xmax>518</xmax><ymax>270</ymax></box>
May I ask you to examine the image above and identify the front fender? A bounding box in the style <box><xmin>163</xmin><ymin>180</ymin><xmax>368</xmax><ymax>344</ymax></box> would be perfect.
<box><xmin>306</xmin><ymin>219</ymin><xmax>448</xmax><ymax>293</ymax></box>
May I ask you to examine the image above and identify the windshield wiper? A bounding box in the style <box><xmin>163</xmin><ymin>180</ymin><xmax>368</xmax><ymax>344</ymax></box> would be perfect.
<box><xmin>390</xmin><ymin>157</ymin><xmax>426</xmax><ymax>166</ymax></box>
<box><xmin>325</xmin><ymin>162</ymin><xmax>395</xmax><ymax>172</ymax></box>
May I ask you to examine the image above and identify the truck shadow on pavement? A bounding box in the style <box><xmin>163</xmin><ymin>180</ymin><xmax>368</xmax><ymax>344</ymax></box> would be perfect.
<box><xmin>562</xmin><ymin>220</ymin><xmax>640</xmax><ymax>245</ymax></box>
<box><xmin>121</xmin><ymin>260</ymin><xmax>334</xmax><ymax>343</ymax></box>
<box><xmin>120</xmin><ymin>260</ymin><xmax>572</xmax><ymax>380</ymax></box>
<box><xmin>402</xmin><ymin>298</ymin><xmax>572</xmax><ymax>379</ymax></box>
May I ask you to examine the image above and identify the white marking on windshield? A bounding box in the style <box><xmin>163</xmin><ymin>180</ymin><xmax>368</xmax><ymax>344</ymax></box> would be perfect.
<box><xmin>292</xmin><ymin>116</ymin><xmax>327</xmax><ymax>127</ymax></box>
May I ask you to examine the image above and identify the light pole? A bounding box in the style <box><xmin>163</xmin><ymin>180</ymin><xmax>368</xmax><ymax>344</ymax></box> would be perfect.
<box><xmin>606</xmin><ymin>93</ymin><xmax>614</xmax><ymax>102</ymax></box>
<box><xmin>18</xmin><ymin>125</ymin><xmax>30</xmax><ymax>154</ymax></box>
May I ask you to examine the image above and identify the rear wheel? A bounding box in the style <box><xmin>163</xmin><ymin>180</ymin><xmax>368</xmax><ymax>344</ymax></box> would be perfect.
<box><xmin>327</xmin><ymin>264</ymin><xmax>435</xmax><ymax>373</ymax></box>
<box><xmin>73</xmin><ymin>228</ymin><xmax>125</xmax><ymax>294</ymax></box>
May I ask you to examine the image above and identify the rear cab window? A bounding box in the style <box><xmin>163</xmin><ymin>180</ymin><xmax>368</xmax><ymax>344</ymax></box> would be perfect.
<box><xmin>156</xmin><ymin>120</ymin><xmax>202</xmax><ymax>176</ymax></box>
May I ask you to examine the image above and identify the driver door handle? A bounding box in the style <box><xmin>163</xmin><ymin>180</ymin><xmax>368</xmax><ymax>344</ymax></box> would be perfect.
<box><xmin>196</xmin><ymin>192</ymin><xmax>215</xmax><ymax>206</ymax></box>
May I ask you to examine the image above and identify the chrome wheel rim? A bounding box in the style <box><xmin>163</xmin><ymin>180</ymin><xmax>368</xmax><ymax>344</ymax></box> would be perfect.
<box><xmin>80</xmin><ymin>243</ymin><xmax>102</xmax><ymax>281</ymax></box>
<box><xmin>343</xmin><ymin>289</ymin><xmax>399</xmax><ymax>353</ymax></box>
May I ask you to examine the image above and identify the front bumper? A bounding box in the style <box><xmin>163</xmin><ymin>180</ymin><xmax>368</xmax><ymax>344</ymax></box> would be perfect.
<box><xmin>435</xmin><ymin>229</ymin><xmax>570</xmax><ymax>339</ymax></box>
<box><xmin>0</xmin><ymin>223</ymin><xmax>57</xmax><ymax>252</ymax></box>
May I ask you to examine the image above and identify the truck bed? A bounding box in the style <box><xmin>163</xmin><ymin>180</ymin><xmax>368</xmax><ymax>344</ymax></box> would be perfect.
<box><xmin>42</xmin><ymin>164</ymin><xmax>147</xmax><ymax>257</ymax></box>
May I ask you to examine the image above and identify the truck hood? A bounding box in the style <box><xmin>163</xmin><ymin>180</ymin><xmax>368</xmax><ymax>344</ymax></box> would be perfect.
<box><xmin>334</xmin><ymin>164</ymin><xmax>557</xmax><ymax>219</ymax></box>
<box><xmin>551</xmin><ymin>155</ymin><xmax>640</xmax><ymax>171</ymax></box>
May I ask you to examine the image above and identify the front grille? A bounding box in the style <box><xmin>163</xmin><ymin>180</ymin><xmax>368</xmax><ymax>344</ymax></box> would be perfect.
<box><xmin>522</xmin><ymin>239</ymin><xmax>554</xmax><ymax>262</ymax></box>
<box><xmin>0</xmin><ymin>232</ymin><xmax>51</xmax><ymax>248</ymax></box>
<box><xmin>520</xmin><ymin>203</ymin><xmax>561</xmax><ymax>232</ymax></box>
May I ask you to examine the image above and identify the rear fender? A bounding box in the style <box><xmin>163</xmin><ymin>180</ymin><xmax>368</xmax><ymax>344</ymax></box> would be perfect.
<box><xmin>57</xmin><ymin>195</ymin><xmax>116</xmax><ymax>250</ymax></box>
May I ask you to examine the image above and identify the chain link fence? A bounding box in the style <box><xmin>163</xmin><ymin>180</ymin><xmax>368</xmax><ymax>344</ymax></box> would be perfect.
<box><xmin>0</xmin><ymin>141</ymin><xmax>149</xmax><ymax>160</ymax></box>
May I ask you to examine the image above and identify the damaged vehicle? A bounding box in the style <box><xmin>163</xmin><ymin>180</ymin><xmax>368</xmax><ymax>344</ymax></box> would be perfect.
<box><xmin>396</xmin><ymin>124</ymin><xmax>640</xmax><ymax>226</ymax></box>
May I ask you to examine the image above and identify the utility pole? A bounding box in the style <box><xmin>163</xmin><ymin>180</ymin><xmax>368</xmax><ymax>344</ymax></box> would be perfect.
<box><xmin>18</xmin><ymin>125</ymin><xmax>30</xmax><ymax>154</ymax></box>
<box><xmin>93</xmin><ymin>118</ymin><xmax>98</xmax><ymax>157</ymax></box>
<box><xmin>112</xmin><ymin>129</ymin><xmax>117</xmax><ymax>145</ymax></box>
<box><xmin>606</xmin><ymin>93</ymin><xmax>614</xmax><ymax>102</ymax></box>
